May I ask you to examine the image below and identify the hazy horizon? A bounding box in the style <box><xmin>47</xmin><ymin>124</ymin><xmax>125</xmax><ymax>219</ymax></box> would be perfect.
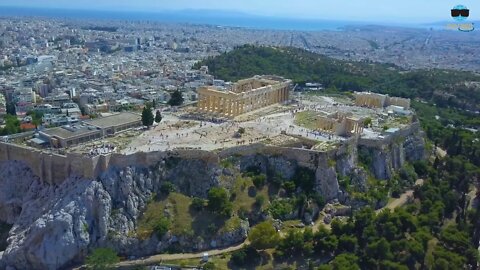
<box><xmin>1</xmin><ymin>0</ymin><xmax>479</xmax><ymax>23</ymax></box>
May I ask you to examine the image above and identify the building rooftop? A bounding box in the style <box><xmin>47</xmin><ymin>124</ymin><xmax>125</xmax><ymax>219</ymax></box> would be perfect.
<box><xmin>42</xmin><ymin>125</ymin><xmax>99</xmax><ymax>140</ymax></box>
<box><xmin>86</xmin><ymin>112</ymin><xmax>141</xmax><ymax>129</ymax></box>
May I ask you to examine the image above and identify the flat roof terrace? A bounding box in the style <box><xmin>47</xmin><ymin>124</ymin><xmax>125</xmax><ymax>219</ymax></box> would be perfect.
<box><xmin>41</xmin><ymin>125</ymin><xmax>100</xmax><ymax>140</ymax></box>
<box><xmin>87</xmin><ymin>112</ymin><xmax>141</xmax><ymax>129</ymax></box>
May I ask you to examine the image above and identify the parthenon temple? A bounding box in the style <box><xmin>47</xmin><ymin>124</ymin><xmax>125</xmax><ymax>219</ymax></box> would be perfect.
<box><xmin>197</xmin><ymin>75</ymin><xmax>292</xmax><ymax>118</ymax></box>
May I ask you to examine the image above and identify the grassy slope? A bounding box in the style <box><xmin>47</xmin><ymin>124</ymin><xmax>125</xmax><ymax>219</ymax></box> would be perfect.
<box><xmin>137</xmin><ymin>174</ymin><xmax>271</xmax><ymax>241</ymax></box>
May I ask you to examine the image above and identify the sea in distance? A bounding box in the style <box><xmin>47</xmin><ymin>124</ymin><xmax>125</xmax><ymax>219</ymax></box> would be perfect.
<box><xmin>0</xmin><ymin>6</ymin><xmax>434</xmax><ymax>31</ymax></box>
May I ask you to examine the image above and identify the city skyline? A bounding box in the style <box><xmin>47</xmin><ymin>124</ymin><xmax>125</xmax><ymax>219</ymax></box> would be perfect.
<box><xmin>1</xmin><ymin>0</ymin><xmax>480</xmax><ymax>23</ymax></box>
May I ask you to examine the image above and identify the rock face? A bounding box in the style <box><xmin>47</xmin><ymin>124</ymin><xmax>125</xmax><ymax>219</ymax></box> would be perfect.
<box><xmin>0</xmin><ymin>158</ymin><xmax>221</xmax><ymax>270</ymax></box>
<box><xmin>315</xmin><ymin>166</ymin><xmax>339</xmax><ymax>201</ymax></box>
<box><xmin>0</xmin><ymin>130</ymin><xmax>426</xmax><ymax>269</ymax></box>
<box><xmin>363</xmin><ymin>133</ymin><xmax>426</xmax><ymax>180</ymax></box>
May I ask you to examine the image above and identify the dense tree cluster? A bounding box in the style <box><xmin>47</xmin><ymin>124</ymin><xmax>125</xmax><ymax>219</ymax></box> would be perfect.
<box><xmin>0</xmin><ymin>115</ymin><xmax>21</xmax><ymax>135</ymax></box>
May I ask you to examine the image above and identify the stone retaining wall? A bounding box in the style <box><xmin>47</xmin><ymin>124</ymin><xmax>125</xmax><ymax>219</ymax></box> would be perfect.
<box><xmin>0</xmin><ymin>122</ymin><xmax>420</xmax><ymax>185</ymax></box>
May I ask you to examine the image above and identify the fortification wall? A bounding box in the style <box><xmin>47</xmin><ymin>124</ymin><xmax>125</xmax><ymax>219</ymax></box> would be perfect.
<box><xmin>0</xmin><ymin>122</ymin><xmax>421</xmax><ymax>185</ymax></box>
<box><xmin>358</xmin><ymin>122</ymin><xmax>420</xmax><ymax>148</ymax></box>
<box><xmin>0</xmin><ymin>143</ymin><xmax>97</xmax><ymax>184</ymax></box>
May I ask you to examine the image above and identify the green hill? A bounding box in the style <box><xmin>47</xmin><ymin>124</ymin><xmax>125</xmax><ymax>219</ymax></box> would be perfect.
<box><xmin>194</xmin><ymin>45</ymin><xmax>480</xmax><ymax>112</ymax></box>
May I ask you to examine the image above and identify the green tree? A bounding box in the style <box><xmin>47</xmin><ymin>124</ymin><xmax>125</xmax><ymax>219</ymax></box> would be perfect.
<box><xmin>0</xmin><ymin>115</ymin><xmax>21</xmax><ymax>135</ymax></box>
<box><xmin>168</xmin><ymin>90</ymin><xmax>184</xmax><ymax>106</ymax></box>
<box><xmin>141</xmin><ymin>106</ymin><xmax>154</xmax><ymax>127</ymax></box>
<box><xmin>160</xmin><ymin>181</ymin><xmax>175</xmax><ymax>195</ymax></box>
<box><xmin>27</xmin><ymin>111</ymin><xmax>43</xmax><ymax>128</ymax></box>
<box><xmin>154</xmin><ymin>110</ymin><xmax>162</xmax><ymax>123</ymax></box>
<box><xmin>248</xmin><ymin>221</ymin><xmax>280</xmax><ymax>250</ymax></box>
<box><xmin>6</xmin><ymin>102</ymin><xmax>16</xmax><ymax>115</ymax></box>
<box><xmin>366</xmin><ymin>238</ymin><xmax>393</xmax><ymax>261</ymax></box>
<box><xmin>252</xmin><ymin>174</ymin><xmax>266</xmax><ymax>188</ymax></box>
<box><xmin>230</xmin><ymin>248</ymin><xmax>247</xmax><ymax>266</ymax></box>
<box><xmin>203</xmin><ymin>262</ymin><xmax>216</xmax><ymax>270</ymax></box>
<box><xmin>338</xmin><ymin>234</ymin><xmax>357</xmax><ymax>253</ymax></box>
<box><xmin>230</xmin><ymin>246</ymin><xmax>260</xmax><ymax>266</ymax></box>
<box><xmin>153</xmin><ymin>217</ymin><xmax>170</xmax><ymax>238</ymax></box>
<box><xmin>331</xmin><ymin>253</ymin><xmax>360</xmax><ymax>270</ymax></box>
<box><xmin>279</xmin><ymin>229</ymin><xmax>305</xmax><ymax>255</ymax></box>
<box><xmin>207</xmin><ymin>187</ymin><xmax>232</xmax><ymax>217</ymax></box>
<box><xmin>85</xmin><ymin>248</ymin><xmax>120</xmax><ymax>270</ymax></box>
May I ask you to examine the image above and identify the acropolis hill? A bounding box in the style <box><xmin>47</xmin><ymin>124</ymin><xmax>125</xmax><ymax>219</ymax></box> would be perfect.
<box><xmin>0</xmin><ymin>76</ymin><xmax>426</xmax><ymax>269</ymax></box>
<box><xmin>1</xmin><ymin>76</ymin><xmax>422</xmax><ymax>184</ymax></box>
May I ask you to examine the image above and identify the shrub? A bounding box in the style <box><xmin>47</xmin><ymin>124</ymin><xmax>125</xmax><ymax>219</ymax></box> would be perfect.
<box><xmin>85</xmin><ymin>248</ymin><xmax>120</xmax><ymax>270</ymax></box>
<box><xmin>255</xmin><ymin>195</ymin><xmax>266</xmax><ymax>207</ymax></box>
<box><xmin>160</xmin><ymin>181</ymin><xmax>175</xmax><ymax>195</ymax></box>
<box><xmin>153</xmin><ymin>217</ymin><xmax>170</xmax><ymax>238</ymax></box>
<box><xmin>292</xmin><ymin>167</ymin><xmax>315</xmax><ymax>194</ymax></box>
<box><xmin>231</xmin><ymin>246</ymin><xmax>260</xmax><ymax>266</ymax></box>
<box><xmin>203</xmin><ymin>262</ymin><xmax>216</xmax><ymax>270</ymax></box>
<box><xmin>252</xmin><ymin>174</ymin><xmax>267</xmax><ymax>188</ymax></box>
<box><xmin>282</xmin><ymin>181</ymin><xmax>296</xmax><ymax>195</ymax></box>
<box><xmin>269</xmin><ymin>199</ymin><xmax>296</xmax><ymax>220</ymax></box>
<box><xmin>238</xmin><ymin>206</ymin><xmax>249</xmax><ymax>219</ymax></box>
<box><xmin>207</xmin><ymin>187</ymin><xmax>233</xmax><ymax>217</ymax></box>
<box><xmin>231</xmin><ymin>248</ymin><xmax>247</xmax><ymax>266</ymax></box>
<box><xmin>191</xmin><ymin>197</ymin><xmax>205</xmax><ymax>211</ymax></box>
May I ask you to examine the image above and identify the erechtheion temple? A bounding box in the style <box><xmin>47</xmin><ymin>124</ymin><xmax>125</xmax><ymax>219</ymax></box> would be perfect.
<box><xmin>197</xmin><ymin>75</ymin><xmax>292</xmax><ymax>118</ymax></box>
<box><xmin>316</xmin><ymin>112</ymin><xmax>364</xmax><ymax>137</ymax></box>
<box><xmin>354</xmin><ymin>92</ymin><xmax>410</xmax><ymax>109</ymax></box>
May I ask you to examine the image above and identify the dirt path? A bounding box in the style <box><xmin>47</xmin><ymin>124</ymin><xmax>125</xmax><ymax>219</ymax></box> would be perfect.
<box><xmin>377</xmin><ymin>179</ymin><xmax>424</xmax><ymax>214</ymax></box>
<box><xmin>115</xmin><ymin>240</ymin><xmax>248</xmax><ymax>268</ymax></box>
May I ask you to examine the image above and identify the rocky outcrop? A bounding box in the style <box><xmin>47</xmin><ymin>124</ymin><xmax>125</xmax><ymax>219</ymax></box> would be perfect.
<box><xmin>362</xmin><ymin>133</ymin><xmax>425</xmax><ymax>180</ymax></box>
<box><xmin>315</xmin><ymin>166</ymin><xmax>339</xmax><ymax>201</ymax></box>
<box><xmin>349</xmin><ymin>168</ymin><xmax>368</xmax><ymax>192</ymax></box>
<box><xmin>403</xmin><ymin>132</ymin><xmax>426</xmax><ymax>162</ymax></box>
<box><xmin>0</xmin><ymin>158</ymin><xmax>223</xmax><ymax>270</ymax></box>
<box><xmin>239</xmin><ymin>154</ymin><xmax>298</xmax><ymax>181</ymax></box>
<box><xmin>0</xmin><ymin>161</ymin><xmax>37</xmax><ymax>224</ymax></box>
<box><xmin>0</xmin><ymin>128</ymin><xmax>426</xmax><ymax>269</ymax></box>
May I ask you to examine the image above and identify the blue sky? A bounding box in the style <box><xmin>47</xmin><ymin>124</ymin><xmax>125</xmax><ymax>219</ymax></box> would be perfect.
<box><xmin>2</xmin><ymin>0</ymin><xmax>479</xmax><ymax>22</ymax></box>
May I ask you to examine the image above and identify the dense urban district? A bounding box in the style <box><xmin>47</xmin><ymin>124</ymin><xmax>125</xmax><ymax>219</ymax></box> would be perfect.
<box><xmin>0</xmin><ymin>16</ymin><xmax>479</xmax><ymax>270</ymax></box>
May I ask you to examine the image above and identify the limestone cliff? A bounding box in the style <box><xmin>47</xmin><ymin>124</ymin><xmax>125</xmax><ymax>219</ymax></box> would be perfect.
<box><xmin>0</xmin><ymin>158</ymin><xmax>221</xmax><ymax>270</ymax></box>
<box><xmin>0</xmin><ymin>128</ymin><xmax>425</xmax><ymax>269</ymax></box>
<box><xmin>359</xmin><ymin>131</ymin><xmax>426</xmax><ymax>180</ymax></box>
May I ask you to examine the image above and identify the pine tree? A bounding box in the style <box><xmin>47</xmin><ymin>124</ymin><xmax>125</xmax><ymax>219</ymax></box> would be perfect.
<box><xmin>155</xmin><ymin>110</ymin><xmax>162</xmax><ymax>123</ymax></box>
<box><xmin>141</xmin><ymin>106</ymin><xmax>154</xmax><ymax>127</ymax></box>
<box><xmin>168</xmin><ymin>90</ymin><xmax>184</xmax><ymax>106</ymax></box>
